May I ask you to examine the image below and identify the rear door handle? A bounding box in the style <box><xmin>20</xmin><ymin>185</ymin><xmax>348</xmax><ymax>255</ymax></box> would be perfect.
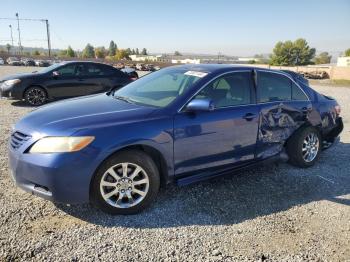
<box><xmin>243</xmin><ymin>113</ymin><xmax>256</xmax><ymax>121</ymax></box>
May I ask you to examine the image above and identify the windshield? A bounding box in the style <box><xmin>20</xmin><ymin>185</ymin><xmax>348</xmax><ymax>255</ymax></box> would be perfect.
<box><xmin>114</xmin><ymin>67</ymin><xmax>204</xmax><ymax>107</ymax></box>
<box><xmin>37</xmin><ymin>63</ymin><xmax>64</xmax><ymax>74</ymax></box>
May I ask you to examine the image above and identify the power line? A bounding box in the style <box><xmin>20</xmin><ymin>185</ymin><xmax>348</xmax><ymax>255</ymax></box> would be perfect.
<box><xmin>0</xmin><ymin>15</ymin><xmax>51</xmax><ymax>57</ymax></box>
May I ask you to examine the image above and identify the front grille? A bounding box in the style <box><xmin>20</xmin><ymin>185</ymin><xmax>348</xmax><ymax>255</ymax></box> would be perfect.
<box><xmin>10</xmin><ymin>131</ymin><xmax>31</xmax><ymax>150</ymax></box>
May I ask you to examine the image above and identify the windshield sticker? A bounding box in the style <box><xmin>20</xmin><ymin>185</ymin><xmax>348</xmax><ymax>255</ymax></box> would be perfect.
<box><xmin>184</xmin><ymin>71</ymin><xmax>208</xmax><ymax>78</ymax></box>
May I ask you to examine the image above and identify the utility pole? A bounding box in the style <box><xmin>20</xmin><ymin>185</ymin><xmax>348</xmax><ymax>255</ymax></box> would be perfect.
<box><xmin>45</xmin><ymin>19</ymin><xmax>51</xmax><ymax>57</ymax></box>
<box><xmin>15</xmin><ymin>13</ymin><xmax>22</xmax><ymax>55</ymax></box>
<box><xmin>9</xmin><ymin>25</ymin><xmax>14</xmax><ymax>48</ymax></box>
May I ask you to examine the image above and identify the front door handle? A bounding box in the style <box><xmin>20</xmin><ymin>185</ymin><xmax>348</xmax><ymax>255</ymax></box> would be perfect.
<box><xmin>243</xmin><ymin>113</ymin><xmax>256</xmax><ymax>121</ymax></box>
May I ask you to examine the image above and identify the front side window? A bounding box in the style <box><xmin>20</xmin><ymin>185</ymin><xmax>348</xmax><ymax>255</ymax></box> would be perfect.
<box><xmin>114</xmin><ymin>67</ymin><xmax>203</xmax><ymax>107</ymax></box>
<box><xmin>257</xmin><ymin>72</ymin><xmax>291</xmax><ymax>102</ymax></box>
<box><xmin>57</xmin><ymin>64</ymin><xmax>76</xmax><ymax>76</ymax></box>
<box><xmin>195</xmin><ymin>72</ymin><xmax>253</xmax><ymax>108</ymax></box>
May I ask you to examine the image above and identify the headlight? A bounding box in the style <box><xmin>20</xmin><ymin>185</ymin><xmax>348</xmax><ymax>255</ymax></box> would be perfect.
<box><xmin>3</xmin><ymin>79</ymin><xmax>21</xmax><ymax>87</ymax></box>
<box><xmin>29</xmin><ymin>136</ymin><xmax>95</xmax><ymax>153</ymax></box>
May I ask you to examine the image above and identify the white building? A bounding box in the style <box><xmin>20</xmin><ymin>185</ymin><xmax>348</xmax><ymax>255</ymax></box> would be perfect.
<box><xmin>171</xmin><ymin>58</ymin><xmax>201</xmax><ymax>64</ymax></box>
<box><xmin>337</xmin><ymin>56</ymin><xmax>350</xmax><ymax>67</ymax></box>
<box><xmin>129</xmin><ymin>55</ymin><xmax>162</xmax><ymax>62</ymax></box>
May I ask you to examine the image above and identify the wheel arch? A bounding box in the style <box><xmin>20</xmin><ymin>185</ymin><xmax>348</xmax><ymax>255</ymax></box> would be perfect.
<box><xmin>23</xmin><ymin>84</ymin><xmax>49</xmax><ymax>99</ymax></box>
<box><xmin>89</xmin><ymin>144</ymin><xmax>171</xmax><ymax>194</ymax></box>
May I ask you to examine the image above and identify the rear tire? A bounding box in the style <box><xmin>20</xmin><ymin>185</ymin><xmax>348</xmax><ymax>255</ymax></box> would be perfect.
<box><xmin>91</xmin><ymin>150</ymin><xmax>160</xmax><ymax>215</ymax></box>
<box><xmin>286</xmin><ymin>126</ymin><xmax>321</xmax><ymax>168</ymax></box>
<box><xmin>24</xmin><ymin>86</ymin><xmax>47</xmax><ymax>106</ymax></box>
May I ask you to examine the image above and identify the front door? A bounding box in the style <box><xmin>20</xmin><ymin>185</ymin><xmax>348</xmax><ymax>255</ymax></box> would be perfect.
<box><xmin>45</xmin><ymin>63</ymin><xmax>87</xmax><ymax>98</ymax></box>
<box><xmin>173</xmin><ymin>71</ymin><xmax>259</xmax><ymax>175</ymax></box>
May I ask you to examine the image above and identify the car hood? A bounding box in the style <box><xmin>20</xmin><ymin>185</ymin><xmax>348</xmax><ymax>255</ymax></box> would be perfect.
<box><xmin>15</xmin><ymin>94</ymin><xmax>156</xmax><ymax>135</ymax></box>
<box><xmin>0</xmin><ymin>72</ymin><xmax>42</xmax><ymax>81</ymax></box>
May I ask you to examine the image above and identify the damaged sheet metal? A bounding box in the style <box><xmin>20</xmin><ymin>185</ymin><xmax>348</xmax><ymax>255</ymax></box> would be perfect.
<box><xmin>256</xmin><ymin>102</ymin><xmax>310</xmax><ymax>159</ymax></box>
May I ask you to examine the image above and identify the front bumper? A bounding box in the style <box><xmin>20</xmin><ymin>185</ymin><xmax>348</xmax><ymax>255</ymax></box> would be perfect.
<box><xmin>8</xmin><ymin>139</ymin><xmax>100</xmax><ymax>204</ymax></box>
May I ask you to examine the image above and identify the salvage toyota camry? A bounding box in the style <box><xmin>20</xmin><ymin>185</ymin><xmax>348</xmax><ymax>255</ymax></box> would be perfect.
<box><xmin>9</xmin><ymin>65</ymin><xmax>343</xmax><ymax>214</ymax></box>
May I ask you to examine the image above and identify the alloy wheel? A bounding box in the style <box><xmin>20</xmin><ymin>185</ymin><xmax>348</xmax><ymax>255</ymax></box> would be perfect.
<box><xmin>302</xmin><ymin>132</ymin><xmax>319</xmax><ymax>162</ymax></box>
<box><xmin>26</xmin><ymin>88</ymin><xmax>46</xmax><ymax>106</ymax></box>
<box><xmin>100</xmin><ymin>162</ymin><xmax>150</xmax><ymax>208</ymax></box>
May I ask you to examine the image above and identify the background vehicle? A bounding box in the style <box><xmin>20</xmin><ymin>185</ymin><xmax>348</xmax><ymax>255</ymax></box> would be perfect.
<box><xmin>121</xmin><ymin>67</ymin><xmax>139</xmax><ymax>80</ymax></box>
<box><xmin>21</xmin><ymin>58</ymin><xmax>36</xmax><ymax>66</ymax></box>
<box><xmin>0</xmin><ymin>61</ymin><xmax>135</xmax><ymax>105</ymax></box>
<box><xmin>8</xmin><ymin>65</ymin><xmax>343</xmax><ymax>214</ymax></box>
<box><xmin>0</xmin><ymin>58</ymin><xmax>4</xmax><ymax>65</ymax></box>
<box><xmin>6</xmin><ymin>57</ymin><xmax>22</xmax><ymax>66</ymax></box>
<box><xmin>35</xmin><ymin>60</ymin><xmax>51</xmax><ymax>67</ymax></box>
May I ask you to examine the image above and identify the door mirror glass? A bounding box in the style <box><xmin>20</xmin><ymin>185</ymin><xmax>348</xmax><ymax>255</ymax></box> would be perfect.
<box><xmin>52</xmin><ymin>71</ymin><xmax>60</xmax><ymax>77</ymax></box>
<box><xmin>185</xmin><ymin>98</ymin><xmax>214</xmax><ymax>112</ymax></box>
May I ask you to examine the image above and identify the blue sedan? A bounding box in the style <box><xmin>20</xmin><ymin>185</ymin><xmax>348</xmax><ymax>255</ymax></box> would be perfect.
<box><xmin>9</xmin><ymin>65</ymin><xmax>343</xmax><ymax>214</ymax></box>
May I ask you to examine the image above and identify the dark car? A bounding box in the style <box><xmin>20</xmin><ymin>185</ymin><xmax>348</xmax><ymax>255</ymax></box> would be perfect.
<box><xmin>21</xmin><ymin>58</ymin><xmax>36</xmax><ymax>67</ymax></box>
<box><xmin>0</xmin><ymin>61</ymin><xmax>134</xmax><ymax>106</ymax></box>
<box><xmin>121</xmin><ymin>67</ymin><xmax>139</xmax><ymax>80</ymax></box>
<box><xmin>35</xmin><ymin>60</ymin><xmax>51</xmax><ymax>67</ymax></box>
<box><xmin>8</xmin><ymin>65</ymin><xmax>343</xmax><ymax>214</ymax></box>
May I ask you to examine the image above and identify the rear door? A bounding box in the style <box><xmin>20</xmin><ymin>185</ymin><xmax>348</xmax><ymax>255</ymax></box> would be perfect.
<box><xmin>255</xmin><ymin>70</ymin><xmax>312</xmax><ymax>159</ymax></box>
<box><xmin>173</xmin><ymin>71</ymin><xmax>259</xmax><ymax>175</ymax></box>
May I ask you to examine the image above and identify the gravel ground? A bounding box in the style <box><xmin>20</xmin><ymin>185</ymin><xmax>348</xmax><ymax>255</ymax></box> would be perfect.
<box><xmin>0</xmin><ymin>66</ymin><xmax>349</xmax><ymax>261</ymax></box>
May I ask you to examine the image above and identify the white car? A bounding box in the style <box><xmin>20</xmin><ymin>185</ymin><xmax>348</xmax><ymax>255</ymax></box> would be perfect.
<box><xmin>0</xmin><ymin>58</ymin><xmax>4</xmax><ymax>65</ymax></box>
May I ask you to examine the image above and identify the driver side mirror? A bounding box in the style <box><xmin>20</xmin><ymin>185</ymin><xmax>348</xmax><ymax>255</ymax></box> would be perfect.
<box><xmin>185</xmin><ymin>98</ymin><xmax>214</xmax><ymax>112</ymax></box>
<box><xmin>52</xmin><ymin>71</ymin><xmax>60</xmax><ymax>78</ymax></box>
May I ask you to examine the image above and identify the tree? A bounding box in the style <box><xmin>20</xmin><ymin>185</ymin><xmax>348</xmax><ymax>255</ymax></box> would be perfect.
<box><xmin>115</xmin><ymin>49</ymin><xmax>130</xmax><ymax>60</ymax></box>
<box><xmin>131</xmin><ymin>49</ymin><xmax>135</xmax><ymax>55</ymax></box>
<box><xmin>6</xmin><ymin>44</ymin><xmax>11</xmax><ymax>54</ymax></box>
<box><xmin>108</xmin><ymin>41</ymin><xmax>117</xmax><ymax>56</ymax></box>
<box><xmin>66</xmin><ymin>46</ymin><xmax>76</xmax><ymax>57</ymax></box>
<box><xmin>94</xmin><ymin>46</ymin><xmax>106</xmax><ymax>58</ymax></box>
<box><xmin>314</xmin><ymin>52</ymin><xmax>331</xmax><ymax>64</ymax></box>
<box><xmin>126</xmin><ymin>48</ymin><xmax>132</xmax><ymax>55</ymax></box>
<box><xmin>32</xmin><ymin>50</ymin><xmax>40</xmax><ymax>56</ymax></box>
<box><xmin>174</xmin><ymin>51</ymin><xmax>182</xmax><ymax>56</ymax></box>
<box><xmin>345</xmin><ymin>48</ymin><xmax>350</xmax><ymax>57</ymax></box>
<box><xmin>270</xmin><ymin>38</ymin><xmax>315</xmax><ymax>66</ymax></box>
<box><xmin>135</xmin><ymin>48</ymin><xmax>139</xmax><ymax>55</ymax></box>
<box><xmin>141</xmin><ymin>48</ymin><xmax>147</xmax><ymax>55</ymax></box>
<box><xmin>82</xmin><ymin>43</ymin><xmax>95</xmax><ymax>58</ymax></box>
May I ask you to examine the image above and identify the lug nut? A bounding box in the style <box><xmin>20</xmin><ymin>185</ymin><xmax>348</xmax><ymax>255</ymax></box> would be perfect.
<box><xmin>128</xmin><ymin>180</ymin><xmax>132</xmax><ymax>184</ymax></box>
<box><xmin>128</xmin><ymin>187</ymin><xmax>132</xmax><ymax>191</ymax></box>
<box><xmin>121</xmin><ymin>189</ymin><xmax>125</xmax><ymax>193</ymax></box>
<box><xmin>117</xmin><ymin>184</ymin><xmax>121</xmax><ymax>187</ymax></box>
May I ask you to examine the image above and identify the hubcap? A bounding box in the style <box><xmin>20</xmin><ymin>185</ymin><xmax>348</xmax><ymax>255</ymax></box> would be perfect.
<box><xmin>26</xmin><ymin>88</ymin><xmax>46</xmax><ymax>105</ymax></box>
<box><xmin>302</xmin><ymin>132</ymin><xmax>319</xmax><ymax>162</ymax></box>
<box><xmin>100</xmin><ymin>162</ymin><xmax>149</xmax><ymax>208</ymax></box>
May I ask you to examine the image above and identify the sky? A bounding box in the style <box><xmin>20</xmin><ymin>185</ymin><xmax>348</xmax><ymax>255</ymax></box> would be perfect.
<box><xmin>0</xmin><ymin>0</ymin><xmax>349</xmax><ymax>57</ymax></box>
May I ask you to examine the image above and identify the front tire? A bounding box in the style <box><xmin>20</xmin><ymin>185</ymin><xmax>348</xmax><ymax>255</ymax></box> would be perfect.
<box><xmin>24</xmin><ymin>86</ymin><xmax>47</xmax><ymax>106</ymax></box>
<box><xmin>91</xmin><ymin>150</ymin><xmax>160</xmax><ymax>215</ymax></box>
<box><xmin>286</xmin><ymin>126</ymin><xmax>321</xmax><ymax>168</ymax></box>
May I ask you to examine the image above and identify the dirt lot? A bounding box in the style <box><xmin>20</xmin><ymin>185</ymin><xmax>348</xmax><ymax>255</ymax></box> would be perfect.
<box><xmin>0</xmin><ymin>66</ymin><xmax>349</xmax><ymax>261</ymax></box>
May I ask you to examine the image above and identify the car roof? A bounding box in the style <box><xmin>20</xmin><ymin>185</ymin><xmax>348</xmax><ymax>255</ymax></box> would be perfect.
<box><xmin>170</xmin><ymin>64</ymin><xmax>290</xmax><ymax>76</ymax></box>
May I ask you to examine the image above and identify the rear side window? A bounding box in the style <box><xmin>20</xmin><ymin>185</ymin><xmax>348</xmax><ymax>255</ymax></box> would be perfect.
<box><xmin>292</xmin><ymin>83</ymin><xmax>308</xmax><ymax>100</ymax></box>
<box><xmin>257</xmin><ymin>72</ymin><xmax>291</xmax><ymax>102</ymax></box>
<box><xmin>86</xmin><ymin>64</ymin><xmax>104</xmax><ymax>76</ymax></box>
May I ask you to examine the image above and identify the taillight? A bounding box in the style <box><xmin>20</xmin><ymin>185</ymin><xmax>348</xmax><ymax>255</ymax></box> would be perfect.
<box><xmin>130</xmin><ymin>77</ymin><xmax>138</xmax><ymax>81</ymax></box>
<box><xmin>335</xmin><ymin>105</ymin><xmax>341</xmax><ymax>115</ymax></box>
